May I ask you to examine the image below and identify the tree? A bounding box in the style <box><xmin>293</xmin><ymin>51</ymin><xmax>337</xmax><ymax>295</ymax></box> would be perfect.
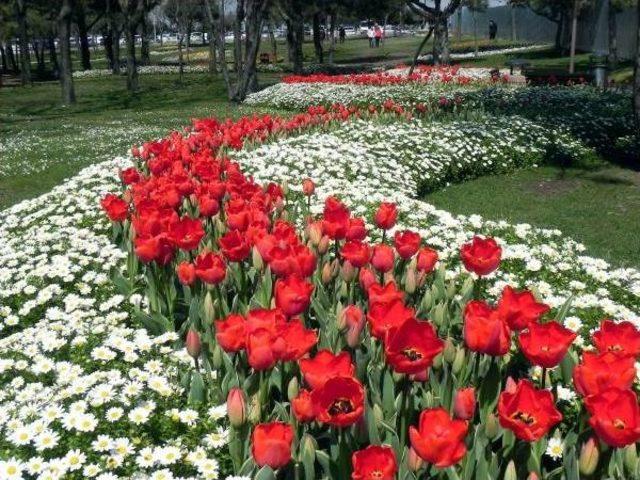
<box><xmin>568</xmin><ymin>0</ymin><xmax>594</xmax><ymax>73</ymax></box>
<box><xmin>528</xmin><ymin>0</ymin><xmax>572</xmax><ymax>52</ymax></box>
<box><xmin>164</xmin><ymin>0</ymin><xmax>200</xmax><ymax>83</ymax></box>
<box><xmin>57</xmin><ymin>0</ymin><xmax>76</xmax><ymax>104</ymax></box>
<box><xmin>277</xmin><ymin>0</ymin><xmax>305</xmax><ymax>74</ymax></box>
<box><xmin>119</xmin><ymin>0</ymin><xmax>145</xmax><ymax>91</ymax></box>
<box><xmin>462</xmin><ymin>0</ymin><xmax>488</xmax><ymax>57</ymax></box>
<box><xmin>609</xmin><ymin>0</ymin><xmax>636</xmax><ymax>67</ymax></box>
<box><xmin>507</xmin><ymin>0</ymin><xmax>527</xmax><ymax>41</ymax></box>
<box><xmin>14</xmin><ymin>0</ymin><xmax>31</xmax><ymax>84</ymax></box>
<box><xmin>634</xmin><ymin>0</ymin><xmax>639</xmax><ymax>131</ymax></box>
<box><xmin>407</xmin><ymin>0</ymin><xmax>463</xmax><ymax>65</ymax></box>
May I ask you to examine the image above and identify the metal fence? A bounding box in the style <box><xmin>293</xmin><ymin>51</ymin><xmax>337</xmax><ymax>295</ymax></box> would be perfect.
<box><xmin>452</xmin><ymin>0</ymin><xmax>638</xmax><ymax>60</ymax></box>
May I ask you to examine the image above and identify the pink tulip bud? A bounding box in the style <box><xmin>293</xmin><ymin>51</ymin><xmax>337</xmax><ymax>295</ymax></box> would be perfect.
<box><xmin>505</xmin><ymin>376</ymin><xmax>517</xmax><ymax>394</ymax></box>
<box><xmin>185</xmin><ymin>329</ymin><xmax>201</xmax><ymax>359</ymax></box>
<box><xmin>302</xmin><ymin>178</ymin><xmax>315</xmax><ymax>196</ymax></box>
<box><xmin>527</xmin><ymin>473</ymin><xmax>540</xmax><ymax>480</ymax></box>
<box><xmin>453</xmin><ymin>387</ymin><xmax>476</xmax><ymax>420</ymax></box>
<box><xmin>321</xmin><ymin>262</ymin><xmax>333</xmax><ymax>284</ymax></box>
<box><xmin>317</xmin><ymin>235</ymin><xmax>330</xmax><ymax>255</ymax></box>
<box><xmin>359</xmin><ymin>267</ymin><xmax>376</xmax><ymax>291</ymax></box>
<box><xmin>407</xmin><ymin>447</ymin><xmax>424</xmax><ymax>472</ymax></box>
<box><xmin>579</xmin><ymin>437</ymin><xmax>599</xmax><ymax>476</ymax></box>
<box><xmin>343</xmin><ymin>305</ymin><xmax>365</xmax><ymax>348</ymax></box>
<box><xmin>227</xmin><ymin>388</ymin><xmax>247</xmax><ymax>428</ymax></box>
<box><xmin>340</xmin><ymin>260</ymin><xmax>356</xmax><ymax>283</ymax></box>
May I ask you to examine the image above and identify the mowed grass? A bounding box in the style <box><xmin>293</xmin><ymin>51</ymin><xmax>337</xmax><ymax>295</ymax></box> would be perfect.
<box><xmin>425</xmin><ymin>165</ymin><xmax>640</xmax><ymax>267</ymax></box>
<box><xmin>0</xmin><ymin>73</ymin><xmax>285</xmax><ymax>209</ymax></box>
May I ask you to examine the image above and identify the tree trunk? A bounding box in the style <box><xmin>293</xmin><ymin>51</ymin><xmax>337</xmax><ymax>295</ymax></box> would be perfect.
<box><xmin>608</xmin><ymin>0</ymin><xmax>618</xmax><ymax>68</ymax></box>
<box><xmin>562</xmin><ymin>10</ymin><xmax>572</xmax><ymax>55</ymax></box>
<box><xmin>104</xmin><ymin>31</ymin><xmax>114</xmax><ymax>69</ymax></box>
<box><xmin>409</xmin><ymin>26</ymin><xmax>434</xmax><ymax>75</ymax></box>
<box><xmin>0</xmin><ymin>44</ymin><xmax>7</xmax><ymax>72</ymax></box>
<box><xmin>634</xmin><ymin>0</ymin><xmax>639</xmax><ymax>132</ymax></box>
<box><xmin>113</xmin><ymin>30</ymin><xmax>121</xmax><ymax>74</ymax></box>
<box><xmin>569</xmin><ymin>0</ymin><xmax>579</xmax><ymax>74</ymax></box>
<box><xmin>312</xmin><ymin>12</ymin><xmax>323</xmax><ymax>64</ymax></box>
<box><xmin>472</xmin><ymin>9</ymin><xmax>478</xmax><ymax>57</ymax></box>
<box><xmin>47</xmin><ymin>36</ymin><xmax>58</xmax><ymax>72</ymax></box>
<box><xmin>58</xmin><ymin>0</ymin><xmax>76</xmax><ymax>104</ymax></box>
<box><xmin>554</xmin><ymin>14</ymin><xmax>563</xmax><ymax>51</ymax></box>
<box><xmin>77</xmin><ymin>4</ymin><xmax>92</xmax><ymax>70</ymax></box>
<box><xmin>15</xmin><ymin>0</ymin><xmax>31</xmax><ymax>85</ymax></box>
<box><xmin>234</xmin><ymin>0</ymin><xmax>245</xmax><ymax>76</ymax></box>
<box><xmin>511</xmin><ymin>5</ymin><xmax>517</xmax><ymax>41</ymax></box>
<box><xmin>6</xmin><ymin>42</ymin><xmax>18</xmax><ymax>72</ymax></box>
<box><xmin>178</xmin><ymin>34</ymin><xmax>184</xmax><ymax>82</ymax></box>
<box><xmin>456</xmin><ymin>7</ymin><xmax>462</xmax><ymax>42</ymax></box>
<box><xmin>328</xmin><ymin>13</ymin><xmax>336</xmax><ymax>64</ymax></box>
<box><xmin>269</xmin><ymin>20</ymin><xmax>278</xmax><ymax>63</ymax></box>
<box><xmin>233</xmin><ymin>0</ymin><xmax>270</xmax><ymax>101</ymax></box>
<box><xmin>141</xmin><ymin>9</ymin><xmax>150</xmax><ymax>65</ymax></box>
<box><xmin>284</xmin><ymin>7</ymin><xmax>304</xmax><ymax>74</ymax></box>
<box><xmin>206</xmin><ymin>5</ymin><xmax>218</xmax><ymax>73</ymax></box>
<box><xmin>125</xmin><ymin>23</ymin><xmax>139</xmax><ymax>91</ymax></box>
<box><xmin>216</xmin><ymin>0</ymin><xmax>233</xmax><ymax>97</ymax></box>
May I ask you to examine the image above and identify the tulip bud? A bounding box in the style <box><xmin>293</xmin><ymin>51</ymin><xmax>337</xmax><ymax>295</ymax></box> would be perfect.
<box><xmin>446</xmin><ymin>280</ymin><xmax>456</xmax><ymax>300</ymax></box>
<box><xmin>340</xmin><ymin>260</ymin><xmax>356</xmax><ymax>283</ymax></box>
<box><xmin>504</xmin><ymin>461</ymin><xmax>517</xmax><ymax>480</ymax></box>
<box><xmin>308</xmin><ymin>222</ymin><xmax>322</xmax><ymax>246</ymax></box>
<box><xmin>423</xmin><ymin>391</ymin><xmax>434</xmax><ymax>408</ymax></box>
<box><xmin>372</xmin><ymin>404</ymin><xmax>384</xmax><ymax>425</ymax></box>
<box><xmin>248</xmin><ymin>393</ymin><xmax>261</xmax><ymax>424</ymax></box>
<box><xmin>443</xmin><ymin>338</ymin><xmax>456</xmax><ymax>363</ymax></box>
<box><xmin>336</xmin><ymin>303</ymin><xmax>346</xmax><ymax>329</ymax></box>
<box><xmin>579</xmin><ymin>437</ymin><xmax>599</xmax><ymax>476</ymax></box>
<box><xmin>301</xmin><ymin>433</ymin><xmax>317</xmax><ymax>464</ymax></box>
<box><xmin>317</xmin><ymin>235</ymin><xmax>330</xmax><ymax>255</ymax></box>
<box><xmin>432</xmin><ymin>353</ymin><xmax>443</xmax><ymax>370</ymax></box>
<box><xmin>421</xmin><ymin>289</ymin><xmax>433</xmax><ymax>312</ymax></box>
<box><xmin>343</xmin><ymin>305</ymin><xmax>365</xmax><ymax>349</ymax></box>
<box><xmin>212</xmin><ymin>344</ymin><xmax>223</xmax><ymax>369</ymax></box>
<box><xmin>339</xmin><ymin>281</ymin><xmax>349</xmax><ymax>298</ymax></box>
<box><xmin>383</xmin><ymin>271</ymin><xmax>394</xmax><ymax>284</ymax></box>
<box><xmin>215</xmin><ymin>216</ymin><xmax>226</xmax><ymax>235</ymax></box>
<box><xmin>485</xmin><ymin>413</ymin><xmax>499</xmax><ymax>439</ymax></box>
<box><xmin>203</xmin><ymin>291</ymin><xmax>215</xmax><ymax>321</ymax></box>
<box><xmin>321</xmin><ymin>262</ymin><xmax>333</xmax><ymax>284</ymax></box>
<box><xmin>251</xmin><ymin>246</ymin><xmax>264</xmax><ymax>271</ymax></box>
<box><xmin>227</xmin><ymin>388</ymin><xmax>247</xmax><ymax>427</ymax></box>
<box><xmin>302</xmin><ymin>178</ymin><xmax>315</xmax><ymax>196</ymax></box>
<box><xmin>453</xmin><ymin>387</ymin><xmax>476</xmax><ymax>420</ymax></box>
<box><xmin>280</xmin><ymin>209</ymin><xmax>289</xmax><ymax>221</ymax></box>
<box><xmin>452</xmin><ymin>347</ymin><xmax>465</xmax><ymax>374</ymax></box>
<box><xmin>624</xmin><ymin>444</ymin><xmax>638</xmax><ymax>474</ymax></box>
<box><xmin>359</xmin><ymin>267</ymin><xmax>376</xmax><ymax>291</ymax></box>
<box><xmin>526</xmin><ymin>473</ymin><xmax>539</xmax><ymax>480</ymax></box>
<box><xmin>407</xmin><ymin>447</ymin><xmax>424</xmax><ymax>472</ymax></box>
<box><xmin>405</xmin><ymin>265</ymin><xmax>417</xmax><ymax>294</ymax></box>
<box><xmin>287</xmin><ymin>377</ymin><xmax>299</xmax><ymax>402</ymax></box>
<box><xmin>185</xmin><ymin>329</ymin><xmax>201</xmax><ymax>359</ymax></box>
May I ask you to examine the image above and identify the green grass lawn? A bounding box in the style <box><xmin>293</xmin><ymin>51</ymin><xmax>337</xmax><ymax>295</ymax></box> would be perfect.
<box><xmin>0</xmin><ymin>73</ymin><xmax>284</xmax><ymax>209</ymax></box>
<box><xmin>425</xmin><ymin>165</ymin><xmax>640</xmax><ymax>267</ymax></box>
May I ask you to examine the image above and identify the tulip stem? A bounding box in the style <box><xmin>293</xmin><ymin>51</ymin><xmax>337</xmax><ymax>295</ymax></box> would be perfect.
<box><xmin>541</xmin><ymin>367</ymin><xmax>547</xmax><ymax>390</ymax></box>
<box><xmin>294</xmin><ymin>462</ymin><xmax>302</xmax><ymax>480</ymax></box>
<box><xmin>399</xmin><ymin>377</ymin><xmax>412</xmax><ymax>448</ymax></box>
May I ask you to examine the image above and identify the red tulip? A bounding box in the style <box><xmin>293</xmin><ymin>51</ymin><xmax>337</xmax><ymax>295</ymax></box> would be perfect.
<box><xmin>463</xmin><ymin>300</ymin><xmax>511</xmax><ymax>356</ymax></box>
<box><xmin>272</xmin><ymin>319</ymin><xmax>318</xmax><ymax>362</ymax></box>
<box><xmin>374</xmin><ymin>202</ymin><xmax>397</xmax><ymax>230</ymax></box>
<box><xmin>351</xmin><ymin>445</ymin><xmax>398</xmax><ymax>480</ymax></box>
<box><xmin>274</xmin><ymin>275</ymin><xmax>314</xmax><ymax>317</ymax></box>
<box><xmin>251</xmin><ymin>422</ymin><xmax>294</xmax><ymax>469</ymax></box>
<box><xmin>167</xmin><ymin>216</ymin><xmax>205</xmax><ymax>251</ymax></box>
<box><xmin>371</xmin><ymin>244</ymin><xmax>395</xmax><ymax>273</ymax></box>
<box><xmin>119</xmin><ymin>167</ymin><xmax>141</xmax><ymax>185</ymax></box>
<box><xmin>311</xmin><ymin>376</ymin><xmax>365</xmax><ymax>427</ymax></box>
<box><xmin>393</xmin><ymin>230</ymin><xmax>421</xmax><ymax>259</ymax></box>
<box><xmin>519</xmin><ymin>321</ymin><xmax>576</xmax><ymax>368</ymax></box>
<box><xmin>214</xmin><ymin>314</ymin><xmax>247</xmax><ymax>352</ymax></box>
<box><xmin>346</xmin><ymin>217</ymin><xmax>367</xmax><ymax>241</ymax></box>
<box><xmin>194</xmin><ymin>251</ymin><xmax>226</xmax><ymax>284</ymax></box>
<box><xmin>299</xmin><ymin>350</ymin><xmax>355</xmax><ymax>389</ymax></box>
<box><xmin>292</xmin><ymin>389</ymin><xmax>315</xmax><ymax>423</ymax></box>
<box><xmin>176</xmin><ymin>261</ymin><xmax>196</xmax><ymax>285</ymax></box>
<box><xmin>219</xmin><ymin>229</ymin><xmax>251</xmax><ymax>262</ymax></box>
<box><xmin>367</xmin><ymin>281</ymin><xmax>404</xmax><ymax>305</ymax></box>
<box><xmin>416</xmin><ymin>246</ymin><xmax>438</xmax><ymax>273</ymax></box>
<box><xmin>367</xmin><ymin>299</ymin><xmax>414</xmax><ymax>340</ymax></box>
<box><xmin>409</xmin><ymin>408</ymin><xmax>468</xmax><ymax>468</ymax></box>
<box><xmin>322</xmin><ymin>196</ymin><xmax>350</xmax><ymax>240</ymax></box>
<box><xmin>573</xmin><ymin>351</ymin><xmax>636</xmax><ymax>397</ymax></box>
<box><xmin>453</xmin><ymin>387</ymin><xmax>476</xmax><ymax>420</ymax></box>
<box><xmin>593</xmin><ymin>319</ymin><xmax>640</xmax><ymax>357</ymax></box>
<box><xmin>460</xmin><ymin>236</ymin><xmax>502</xmax><ymax>276</ymax></box>
<box><xmin>247</xmin><ymin>329</ymin><xmax>278</xmax><ymax>371</ymax></box>
<box><xmin>384</xmin><ymin>317</ymin><xmax>444</xmax><ymax>374</ymax></box>
<box><xmin>101</xmin><ymin>194</ymin><xmax>129</xmax><ymax>222</ymax></box>
<box><xmin>496</xmin><ymin>286</ymin><xmax>550</xmax><ymax>330</ymax></box>
<box><xmin>341</xmin><ymin>240</ymin><xmax>371</xmax><ymax>268</ymax></box>
<box><xmin>498</xmin><ymin>379</ymin><xmax>562</xmax><ymax>442</ymax></box>
<box><xmin>185</xmin><ymin>329</ymin><xmax>201</xmax><ymax>359</ymax></box>
<box><xmin>585</xmin><ymin>388</ymin><xmax>640</xmax><ymax>448</ymax></box>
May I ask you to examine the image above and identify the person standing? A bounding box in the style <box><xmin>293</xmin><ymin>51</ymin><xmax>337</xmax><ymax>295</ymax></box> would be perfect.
<box><xmin>374</xmin><ymin>23</ymin><xmax>383</xmax><ymax>48</ymax></box>
<box><xmin>339</xmin><ymin>26</ymin><xmax>346</xmax><ymax>44</ymax></box>
<box><xmin>489</xmin><ymin>20</ymin><xmax>498</xmax><ymax>40</ymax></box>
<box><xmin>367</xmin><ymin>26</ymin><xmax>375</xmax><ymax>48</ymax></box>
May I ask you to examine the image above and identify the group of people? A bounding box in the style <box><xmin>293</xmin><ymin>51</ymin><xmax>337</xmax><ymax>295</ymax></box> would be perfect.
<box><xmin>366</xmin><ymin>23</ymin><xmax>384</xmax><ymax>48</ymax></box>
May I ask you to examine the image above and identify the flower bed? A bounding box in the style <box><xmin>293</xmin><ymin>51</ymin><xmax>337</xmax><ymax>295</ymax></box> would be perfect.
<box><xmin>95</xmin><ymin>102</ymin><xmax>640</xmax><ymax>479</ymax></box>
<box><xmin>1</xmin><ymin>96</ymin><xmax>639</xmax><ymax>480</ymax></box>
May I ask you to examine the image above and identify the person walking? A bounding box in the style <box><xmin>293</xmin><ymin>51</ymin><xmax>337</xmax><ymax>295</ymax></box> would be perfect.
<box><xmin>339</xmin><ymin>26</ymin><xmax>346</xmax><ymax>43</ymax></box>
<box><xmin>374</xmin><ymin>23</ymin><xmax>383</xmax><ymax>48</ymax></box>
<box><xmin>367</xmin><ymin>26</ymin><xmax>375</xmax><ymax>48</ymax></box>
